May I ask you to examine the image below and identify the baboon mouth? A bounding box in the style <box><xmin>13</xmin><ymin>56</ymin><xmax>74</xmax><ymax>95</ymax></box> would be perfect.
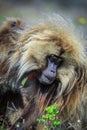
<box><xmin>39</xmin><ymin>74</ymin><xmax>56</xmax><ymax>85</ymax></box>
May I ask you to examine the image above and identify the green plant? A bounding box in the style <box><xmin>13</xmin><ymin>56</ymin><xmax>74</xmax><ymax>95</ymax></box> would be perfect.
<box><xmin>78</xmin><ymin>17</ymin><xmax>87</xmax><ymax>25</ymax></box>
<box><xmin>0</xmin><ymin>125</ymin><xmax>6</xmax><ymax>130</ymax></box>
<box><xmin>37</xmin><ymin>104</ymin><xmax>60</xmax><ymax>130</ymax></box>
<box><xmin>21</xmin><ymin>77</ymin><xmax>28</xmax><ymax>87</ymax></box>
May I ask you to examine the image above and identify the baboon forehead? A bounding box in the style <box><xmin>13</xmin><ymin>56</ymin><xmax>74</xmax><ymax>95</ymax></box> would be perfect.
<box><xmin>20</xmin><ymin>38</ymin><xmax>85</xmax><ymax>67</ymax></box>
<box><xmin>16</xmin><ymin>21</ymin><xmax>86</xmax><ymax>67</ymax></box>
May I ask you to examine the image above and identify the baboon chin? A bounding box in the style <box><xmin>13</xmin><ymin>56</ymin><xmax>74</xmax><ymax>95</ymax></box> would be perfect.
<box><xmin>9</xmin><ymin>15</ymin><xmax>87</xmax><ymax>130</ymax></box>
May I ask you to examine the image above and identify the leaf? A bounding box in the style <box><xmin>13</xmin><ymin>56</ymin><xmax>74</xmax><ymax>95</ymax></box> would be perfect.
<box><xmin>78</xmin><ymin>17</ymin><xmax>87</xmax><ymax>24</ymax></box>
<box><xmin>21</xmin><ymin>77</ymin><xmax>28</xmax><ymax>86</ymax></box>
<box><xmin>53</xmin><ymin>121</ymin><xmax>60</xmax><ymax>126</ymax></box>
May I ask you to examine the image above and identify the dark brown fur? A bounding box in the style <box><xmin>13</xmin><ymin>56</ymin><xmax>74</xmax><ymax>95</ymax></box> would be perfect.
<box><xmin>0</xmin><ymin>17</ymin><xmax>26</xmax><ymax>119</ymax></box>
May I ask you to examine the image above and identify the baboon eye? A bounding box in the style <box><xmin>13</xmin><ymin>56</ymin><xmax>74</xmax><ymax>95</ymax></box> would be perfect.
<box><xmin>47</xmin><ymin>54</ymin><xmax>63</xmax><ymax>66</ymax></box>
<box><xmin>10</xmin><ymin>21</ymin><xmax>16</xmax><ymax>28</ymax></box>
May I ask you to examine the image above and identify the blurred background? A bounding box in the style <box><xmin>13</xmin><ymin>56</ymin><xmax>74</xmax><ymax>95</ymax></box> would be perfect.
<box><xmin>0</xmin><ymin>0</ymin><xmax>87</xmax><ymax>37</ymax></box>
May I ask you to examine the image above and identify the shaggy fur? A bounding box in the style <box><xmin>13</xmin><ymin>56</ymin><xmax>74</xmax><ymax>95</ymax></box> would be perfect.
<box><xmin>0</xmin><ymin>17</ymin><xmax>26</xmax><ymax>119</ymax></box>
<box><xmin>9</xmin><ymin>15</ymin><xmax>87</xmax><ymax>130</ymax></box>
<box><xmin>0</xmin><ymin>17</ymin><xmax>25</xmax><ymax>63</ymax></box>
<box><xmin>0</xmin><ymin>17</ymin><xmax>25</xmax><ymax>78</ymax></box>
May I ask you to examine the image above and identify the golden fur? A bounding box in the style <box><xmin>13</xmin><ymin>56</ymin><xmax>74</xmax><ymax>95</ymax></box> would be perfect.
<box><xmin>9</xmin><ymin>15</ymin><xmax>87</xmax><ymax>129</ymax></box>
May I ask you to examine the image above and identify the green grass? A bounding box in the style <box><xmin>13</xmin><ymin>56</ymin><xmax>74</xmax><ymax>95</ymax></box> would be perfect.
<box><xmin>37</xmin><ymin>104</ymin><xmax>60</xmax><ymax>130</ymax></box>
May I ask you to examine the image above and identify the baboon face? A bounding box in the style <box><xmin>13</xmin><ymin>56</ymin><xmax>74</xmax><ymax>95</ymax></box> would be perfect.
<box><xmin>9</xmin><ymin>18</ymin><xmax>24</xmax><ymax>31</ymax></box>
<box><xmin>1</xmin><ymin>17</ymin><xmax>25</xmax><ymax>33</ymax></box>
<box><xmin>19</xmin><ymin>47</ymin><xmax>75</xmax><ymax>92</ymax></box>
<box><xmin>0</xmin><ymin>17</ymin><xmax>26</xmax><ymax>62</ymax></box>
<box><xmin>38</xmin><ymin>54</ymin><xmax>63</xmax><ymax>85</ymax></box>
<box><xmin>10</xmin><ymin>20</ymin><xmax>86</xmax><ymax>94</ymax></box>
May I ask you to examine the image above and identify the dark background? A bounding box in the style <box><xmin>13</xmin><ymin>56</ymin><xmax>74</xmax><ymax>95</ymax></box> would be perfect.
<box><xmin>0</xmin><ymin>0</ymin><xmax>87</xmax><ymax>39</ymax></box>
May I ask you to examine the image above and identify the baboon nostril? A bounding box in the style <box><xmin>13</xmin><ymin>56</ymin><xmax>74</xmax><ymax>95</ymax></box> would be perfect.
<box><xmin>51</xmin><ymin>70</ymin><xmax>56</xmax><ymax>73</ymax></box>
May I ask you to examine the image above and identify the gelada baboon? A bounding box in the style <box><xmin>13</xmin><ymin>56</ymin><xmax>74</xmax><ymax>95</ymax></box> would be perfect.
<box><xmin>0</xmin><ymin>17</ymin><xmax>26</xmax><ymax>123</ymax></box>
<box><xmin>0</xmin><ymin>17</ymin><xmax>25</xmax><ymax>78</ymax></box>
<box><xmin>0</xmin><ymin>17</ymin><xmax>25</xmax><ymax>62</ymax></box>
<box><xmin>9</xmin><ymin>15</ymin><xmax>87</xmax><ymax>130</ymax></box>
